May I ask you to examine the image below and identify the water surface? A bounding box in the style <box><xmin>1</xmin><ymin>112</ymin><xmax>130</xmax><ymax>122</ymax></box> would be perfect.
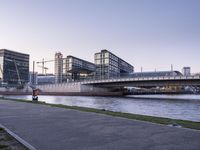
<box><xmin>4</xmin><ymin>94</ymin><xmax>200</xmax><ymax>122</ymax></box>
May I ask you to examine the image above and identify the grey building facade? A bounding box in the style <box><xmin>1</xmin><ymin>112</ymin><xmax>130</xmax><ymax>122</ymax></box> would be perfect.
<box><xmin>37</xmin><ymin>74</ymin><xmax>55</xmax><ymax>85</ymax></box>
<box><xmin>182</xmin><ymin>67</ymin><xmax>191</xmax><ymax>76</ymax></box>
<box><xmin>130</xmin><ymin>71</ymin><xmax>183</xmax><ymax>78</ymax></box>
<box><xmin>0</xmin><ymin>49</ymin><xmax>29</xmax><ymax>86</ymax></box>
<box><xmin>63</xmin><ymin>55</ymin><xmax>96</xmax><ymax>81</ymax></box>
<box><xmin>95</xmin><ymin>49</ymin><xmax>134</xmax><ymax>79</ymax></box>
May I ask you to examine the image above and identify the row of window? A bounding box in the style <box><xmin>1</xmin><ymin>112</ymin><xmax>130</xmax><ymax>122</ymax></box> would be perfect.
<box><xmin>65</xmin><ymin>60</ymin><xmax>95</xmax><ymax>72</ymax></box>
<box><xmin>95</xmin><ymin>52</ymin><xmax>109</xmax><ymax>59</ymax></box>
<box><xmin>95</xmin><ymin>54</ymin><xmax>132</xmax><ymax>72</ymax></box>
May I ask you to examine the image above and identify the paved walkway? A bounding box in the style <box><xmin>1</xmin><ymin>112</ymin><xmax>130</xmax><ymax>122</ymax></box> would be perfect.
<box><xmin>0</xmin><ymin>99</ymin><xmax>200</xmax><ymax>150</ymax></box>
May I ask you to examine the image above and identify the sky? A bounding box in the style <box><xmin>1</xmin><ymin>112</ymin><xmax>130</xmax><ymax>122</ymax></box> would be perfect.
<box><xmin>0</xmin><ymin>0</ymin><xmax>200</xmax><ymax>74</ymax></box>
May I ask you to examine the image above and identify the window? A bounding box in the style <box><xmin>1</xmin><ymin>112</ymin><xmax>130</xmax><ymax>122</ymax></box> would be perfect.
<box><xmin>96</xmin><ymin>59</ymin><xmax>101</xmax><ymax>65</ymax></box>
<box><xmin>69</xmin><ymin>58</ymin><xmax>72</xmax><ymax>63</ymax></box>
<box><xmin>105</xmin><ymin>52</ymin><xmax>109</xmax><ymax>58</ymax></box>
<box><xmin>95</xmin><ymin>54</ymin><xmax>101</xmax><ymax>59</ymax></box>
<box><xmin>105</xmin><ymin>58</ymin><xmax>109</xmax><ymax>64</ymax></box>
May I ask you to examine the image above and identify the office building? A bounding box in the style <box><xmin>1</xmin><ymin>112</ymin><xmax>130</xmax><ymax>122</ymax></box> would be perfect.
<box><xmin>55</xmin><ymin>52</ymin><xmax>63</xmax><ymax>83</ymax></box>
<box><xmin>94</xmin><ymin>49</ymin><xmax>134</xmax><ymax>79</ymax></box>
<box><xmin>182</xmin><ymin>67</ymin><xmax>191</xmax><ymax>76</ymax></box>
<box><xmin>63</xmin><ymin>55</ymin><xmax>96</xmax><ymax>81</ymax></box>
<box><xmin>0</xmin><ymin>49</ymin><xmax>29</xmax><ymax>86</ymax></box>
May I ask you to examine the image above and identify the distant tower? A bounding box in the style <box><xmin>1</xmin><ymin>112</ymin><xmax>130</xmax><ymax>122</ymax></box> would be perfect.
<box><xmin>55</xmin><ymin>52</ymin><xmax>63</xmax><ymax>83</ymax></box>
<box><xmin>171</xmin><ymin>64</ymin><xmax>173</xmax><ymax>72</ymax></box>
<box><xmin>182</xmin><ymin>67</ymin><xmax>191</xmax><ymax>76</ymax></box>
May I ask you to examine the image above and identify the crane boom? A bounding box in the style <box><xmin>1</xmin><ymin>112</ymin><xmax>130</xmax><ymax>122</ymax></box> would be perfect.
<box><xmin>13</xmin><ymin>59</ymin><xmax>22</xmax><ymax>86</ymax></box>
<box><xmin>37</xmin><ymin>65</ymin><xmax>48</xmax><ymax>74</ymax></box>
<box><xmin>36</xmin><ymin>58</ymin><xmax>54</xmax><ymax>74</ymax></box>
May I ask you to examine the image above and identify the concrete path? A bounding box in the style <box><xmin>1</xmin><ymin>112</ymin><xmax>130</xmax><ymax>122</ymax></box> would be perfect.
<box><xmin>0</xmin><ymin>99</ymin><xmax>200</xmax><ymax>150</ymax></box>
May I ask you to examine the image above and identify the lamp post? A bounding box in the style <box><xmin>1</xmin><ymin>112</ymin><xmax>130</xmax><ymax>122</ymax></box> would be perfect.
<box><xmin>32</xmin><ymin>61</ymin><xmax>35</xmax><ymax>85</ymax></box>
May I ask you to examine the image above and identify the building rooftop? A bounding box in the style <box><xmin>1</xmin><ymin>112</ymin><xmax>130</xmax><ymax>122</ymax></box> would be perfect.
<box><xmin>95</xmin><ymin>49</ymin><xmax>133</xmax><ymax>67</ymax></box>
<box><xmin>67</xmin><ymin>55</ymin><xmax>95</xmax><ymax>65</ymax></box>
<box><xmin>0</xmin><ymin>49</ymin><xmax>29</xmax><ymax>56</ymax></box>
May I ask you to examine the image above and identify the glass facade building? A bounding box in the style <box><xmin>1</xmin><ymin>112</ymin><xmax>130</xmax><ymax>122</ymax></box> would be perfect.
<box><xmin>63</xmin><ymin>55</ymin><xmax>96</xmax><ymax>81</ymax></box>
<box><xmin>95</xmin><ymin>49</ymin><xmax>134</xmax><ymax>79</ymax></box>
<box><xmin>0</xmin><ymin>49</ymin><xmax>29</xmax><ymax>86</ymax></box>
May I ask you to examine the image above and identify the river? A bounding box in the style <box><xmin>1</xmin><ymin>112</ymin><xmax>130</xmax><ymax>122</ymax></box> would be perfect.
<box><xmin>4</xmin><ymin>94</ymin><xmax>200</xmax><ymax>122</ymax></box>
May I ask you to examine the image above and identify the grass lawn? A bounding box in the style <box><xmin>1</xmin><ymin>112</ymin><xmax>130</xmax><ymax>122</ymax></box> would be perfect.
<box><xmin>0</xmin><ymin>127</ymin><xmax>28</xmax><ymax>150</ymax></box>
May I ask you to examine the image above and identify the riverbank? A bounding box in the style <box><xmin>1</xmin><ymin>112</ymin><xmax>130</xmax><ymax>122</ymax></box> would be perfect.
<box><xmin>127</xmin><ymin>95</ymin><xmax>200</xmax><ymax>101</ymax></box>
<box><xmin>0</xmin><ymin>91</ymin><xmax>123</xmax><ymax>96</ymax></box>
<box><xmin>1</xmin><ymin>97</ymin><xmax>200</xmax><ymax>130</ymax></box>
<box><xmin>1</xmin><ymin>98</ymin><xmax>200</xmax><ymax>150</ymax></box>
<box><xmin>3</xmin><ymin>94</ymin><xmax>200</xmax><ymax>122</ymax></box>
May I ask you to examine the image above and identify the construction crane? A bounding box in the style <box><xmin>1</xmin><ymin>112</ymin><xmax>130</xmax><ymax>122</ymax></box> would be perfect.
<box><xmin>1</xmin><ymin>60</ymin><xmax>24</xmax><ymax>89</ymax></box>
<box><xmin>36</xmin><ymin>58</ymin><xmax>54</xmax><ymax>74</ymax></box>
<box><xmin>13</xmin><ymin>59</ymin><xmax>24</xmax><ymax>89</ymax></box>
<box><xmin>13</xmin><ymin>59</ymin><xmax>21</xmax><ymax>86</ymax></box>
<box><xmin>37</xmin><ymin>65</ymin><xmax>49</xmax><ymax>75</ymax></box>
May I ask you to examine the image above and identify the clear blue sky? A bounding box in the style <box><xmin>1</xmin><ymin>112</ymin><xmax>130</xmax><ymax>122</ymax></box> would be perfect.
<box><xmin>0</xmin><ymin>0</ymin><xmax>200</xmax><ymax>73</ymax></box>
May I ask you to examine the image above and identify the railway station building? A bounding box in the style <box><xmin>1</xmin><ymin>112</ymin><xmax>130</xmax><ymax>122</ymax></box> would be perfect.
<box><xmin>94</xmin><ymin>49</ymin><xmax>134</xmax><ymax>79</ymax></box>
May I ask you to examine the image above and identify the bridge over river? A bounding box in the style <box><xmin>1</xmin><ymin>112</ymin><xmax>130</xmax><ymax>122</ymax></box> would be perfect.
<box><xmin>36</xmin><ymin>75</ymin><xmax>200</xmax><ymax>96</ymax></box>
<box><xmin>82</xmin><ymin>75</ymin><xmax>200</xmax><ymax>87</ymax></box>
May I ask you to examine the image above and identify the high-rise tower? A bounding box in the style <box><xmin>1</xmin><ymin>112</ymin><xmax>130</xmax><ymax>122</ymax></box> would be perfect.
<box><xmin>55</xmin><ymin>52</ymin><xmax>63</xmax><ymax>83</ymax></box>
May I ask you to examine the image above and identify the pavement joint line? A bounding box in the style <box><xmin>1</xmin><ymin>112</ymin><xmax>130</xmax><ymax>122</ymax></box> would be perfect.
<box><xmin>0</xmin><ymin>116</ymin><xmax>21</xmax><ymax>119</ymax></box>
<box><xmin>0</xmin><ymin>123</ymin><xmax>37</xmax><ymax>150</ymax></box>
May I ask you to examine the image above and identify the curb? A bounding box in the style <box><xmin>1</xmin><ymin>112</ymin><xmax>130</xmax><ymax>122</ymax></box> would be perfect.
<box><xmin>0</xmin><ymin>124</ymin><xmax>37</xmax><ymax>150</ymax></box>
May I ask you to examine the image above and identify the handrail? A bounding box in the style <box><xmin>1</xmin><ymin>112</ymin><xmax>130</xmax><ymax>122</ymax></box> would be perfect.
<box><xmin>35</xmin><ymin>75</ymin><xmax>200</xmax><ymax>86</ymax></box>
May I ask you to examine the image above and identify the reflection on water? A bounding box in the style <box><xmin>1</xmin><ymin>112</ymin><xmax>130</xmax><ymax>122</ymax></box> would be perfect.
<box><xmin>4</xmin><ymin>95</ymin><xmax>200</xmax><ymax>122</ymax></box>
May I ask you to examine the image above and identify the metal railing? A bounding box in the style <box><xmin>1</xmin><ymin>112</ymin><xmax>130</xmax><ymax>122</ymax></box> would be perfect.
<box><xmin>36</xmin><ymin>75</ymin><xmax>200</xmax><ymax>87</ymax></box>
<box><xmin>79</xmin><ymin>75</ymin><xmax>200</xmax><ymax>84</ymax></box>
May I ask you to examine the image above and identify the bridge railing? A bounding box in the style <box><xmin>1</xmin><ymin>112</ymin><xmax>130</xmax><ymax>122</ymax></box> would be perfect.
<box><xmin>36</xmin><ymin>75</ymin><xmax>200</xmax><ymax>86</ymax></box>
<box><xmin>81</xmin><ymin>75</ymin><xmax>200</xmax><ymax>84</ymax></box>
